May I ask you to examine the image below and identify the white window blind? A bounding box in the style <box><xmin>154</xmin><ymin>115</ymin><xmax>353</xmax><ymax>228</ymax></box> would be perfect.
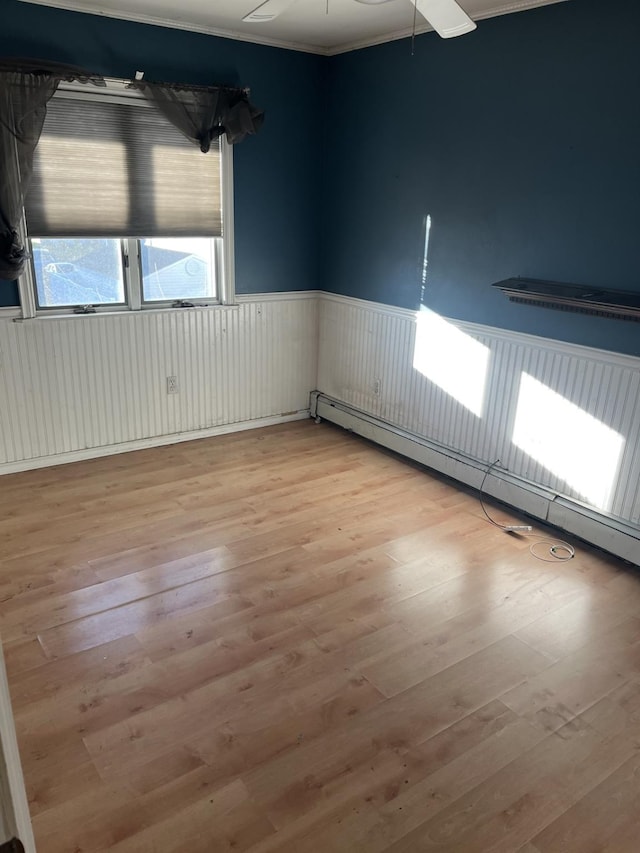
<box><xmin>25</xmin><ymin>95</ymin><xmax>222</xmax><ymax>238</ymax></box>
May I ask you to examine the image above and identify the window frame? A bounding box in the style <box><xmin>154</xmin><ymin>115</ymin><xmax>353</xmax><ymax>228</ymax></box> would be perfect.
<box><xmin>18</xmin><ymin>78</ymin><xmax>236</xmax><ymax>318</ymax></box>
<box><xmin>30</xmin><ymin>237</ymin><xmax>130</xmax><ymax>313</ymax></box>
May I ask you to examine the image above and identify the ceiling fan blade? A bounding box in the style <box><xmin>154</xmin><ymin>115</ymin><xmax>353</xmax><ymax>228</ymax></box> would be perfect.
<box><xmin>411</xmin><ymin>0</ymin><xmax>476</xmax><ymax>38</ymax></box>
<box><xmin>243</xmin><ymin>0</ymin><xmax>296</xmax><ymax>23</ymax></box>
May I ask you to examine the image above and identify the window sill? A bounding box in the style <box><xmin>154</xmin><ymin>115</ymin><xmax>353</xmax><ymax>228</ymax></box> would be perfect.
<box><xmin>0</xmin><ymin>307</ymin><xmax>21</xmax><ymax>319</ymax></box>
<box><xmin>13</xmin><ymin>303</ymin><xmax>240</xmax><ymax>322</ymax></box>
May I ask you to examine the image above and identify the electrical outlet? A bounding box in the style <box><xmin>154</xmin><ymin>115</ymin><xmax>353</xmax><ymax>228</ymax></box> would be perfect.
<box><xmin>166</xmin><ymin>375</ymin><xmax>179</xmax><ymax>395</ymax></box>
<box><xmin>373</xmin><ymin>378</ymin><xmax>381</xmax><ymax>396</ymax></box>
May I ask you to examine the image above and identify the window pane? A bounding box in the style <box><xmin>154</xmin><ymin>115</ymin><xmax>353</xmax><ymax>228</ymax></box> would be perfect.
<box><xmin>32</xmin><ymin>238</ymin><xmax>125</xmax><ymax>307</ymax></box>
<box><xmin>140</xmin><ymin>238</ymin><xmax>217</xmax><ymax>302</ymax></box>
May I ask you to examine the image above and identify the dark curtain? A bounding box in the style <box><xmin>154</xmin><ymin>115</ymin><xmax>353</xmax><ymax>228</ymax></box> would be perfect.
<box><xmin>129</xmin><ymin>82</ymin><xmax>264</xmax><ymax>150</ymax></box>
<box><xmin>0</xmin><ymin>59</ymin><xmax>104</xmax><ymax>280</ymax></box>
<box><xmin>0</xmin><ymin>71</ymin><xmax>57</xmax><ymax>280</ymax></box>
<box><xmin>0</xmin><ymin>64</ymin><xmax>261</xmax><ymax>281</ymax></box>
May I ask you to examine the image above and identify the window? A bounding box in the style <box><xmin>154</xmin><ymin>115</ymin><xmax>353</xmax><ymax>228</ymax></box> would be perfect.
<box><xmin>23</xmin><ymin>81</ymin><xmax>234</xmax><ymax>313</ymax></box>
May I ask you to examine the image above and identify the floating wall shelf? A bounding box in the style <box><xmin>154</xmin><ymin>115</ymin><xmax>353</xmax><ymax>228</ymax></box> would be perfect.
<box><xmin>492</xmin><ymin>278</ymin><xmax>640</xmax><ymax>322</ymax></box>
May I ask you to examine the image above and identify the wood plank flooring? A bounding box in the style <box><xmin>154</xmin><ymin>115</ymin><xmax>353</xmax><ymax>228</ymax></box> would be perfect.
<box><xmin>1</xmin><ymin>420</ymin><xmax>639</xmax><ymax>852</ymax></box>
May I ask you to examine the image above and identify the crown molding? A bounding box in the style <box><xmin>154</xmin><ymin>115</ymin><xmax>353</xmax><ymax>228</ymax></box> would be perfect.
<box><xmin>18</xmin><ymin>0</ymin><xmax>569</xmax><ymax>56</ymax></box>
<box><xmin>16</xmin><ymin>0</ymin><xmax>331</xmax><ymax>54</ymax></box>
<box><xmin>326</xmin><ymin>0</ymin><xmax>569</xmax><ymax>54</ymax></box>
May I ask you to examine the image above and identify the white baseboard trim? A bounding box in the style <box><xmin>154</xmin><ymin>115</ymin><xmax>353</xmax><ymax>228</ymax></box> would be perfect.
<box><xmin>0</xmin><ymin>411</ymin><xmax>310</xmax><ymax>476</ymax></box>
<box><xmin>311</xmin><ymin>392</ymin><xmax>640</xmax><ymax>567</ymax></box>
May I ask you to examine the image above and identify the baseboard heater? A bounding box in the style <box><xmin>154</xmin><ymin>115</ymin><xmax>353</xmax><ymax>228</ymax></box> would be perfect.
<box><xmin>310</xmin><ymin>391</ymin><xmax>640</xmax><ymax>567</ymax></box>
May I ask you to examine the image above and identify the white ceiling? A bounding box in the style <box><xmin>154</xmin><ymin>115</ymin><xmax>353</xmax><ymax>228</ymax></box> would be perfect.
<box><xmin>20</xmin><ymin>0</ymin><xmax>569</xmax><ymax>55</ymax></box>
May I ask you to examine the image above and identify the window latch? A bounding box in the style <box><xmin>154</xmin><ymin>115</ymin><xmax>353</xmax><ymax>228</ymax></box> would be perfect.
<box><xmin>171</xmin><ymin>300</ymin><xmax>195</xmax><ymax>308</ymax></box>
<box><xmin>73</xmin><ymin>305</ymin><xmax>97</xmax><ymax>314</ymax></box>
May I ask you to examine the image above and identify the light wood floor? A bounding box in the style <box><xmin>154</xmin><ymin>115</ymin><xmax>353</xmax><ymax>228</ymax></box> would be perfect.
<box><xmin>1</xmin><ymin>420</ymin><xmax>639</xmax><ymax>852</ymax></box>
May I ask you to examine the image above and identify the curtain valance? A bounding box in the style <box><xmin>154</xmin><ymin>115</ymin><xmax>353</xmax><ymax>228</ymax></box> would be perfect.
<box><xmin>0</xmin><ymin>61</ymin><xmax>264</xmax><ymax>280</ymax></box>
<box><xmin>127</xmin><ymin>80</ymin><xmax>264</xmax><ymax>150</ymax></box>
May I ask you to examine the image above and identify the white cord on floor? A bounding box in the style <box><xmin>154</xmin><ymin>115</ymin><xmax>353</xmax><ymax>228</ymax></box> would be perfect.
<box><xmin>529</xmin><ymin>540</ymin><xmax>575</xmax><ymax>562</ymax></box>
<box><xmin>479</xmin><ymin>459</ymin><xmax>576</xmax><ymax>563</ymax></box>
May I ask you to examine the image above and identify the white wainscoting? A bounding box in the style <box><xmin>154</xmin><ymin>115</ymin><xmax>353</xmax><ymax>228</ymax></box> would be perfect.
<box><xmin>317</xmin><ymin>294</ymin><xmax>640</xmax><ymax>531</ymax></box>
<box><xmin>2</xmin><ymin>286</ymin><xmax>639</xmax><ymax>555</ymax></box>
<box><xmin>0</xmin><ymin>293</ymin><xmax>318</xmax><ymax>473</ymax></box>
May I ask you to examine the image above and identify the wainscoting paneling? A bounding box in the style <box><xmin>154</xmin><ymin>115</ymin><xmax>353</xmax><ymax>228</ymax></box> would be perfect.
<box><xmin>3</xmin><ymin>290</ymin><xmax>639</xmax><ymax>538</ymax></box>
<box><xmin>0</xmin><ymin>294</ymin><xmax>318</xmax><ymax>471</ymax></box>
<box><xmin>318</xmin><ymin>294</ymin><xmax>640</xmax><ymax>527</ymax></box>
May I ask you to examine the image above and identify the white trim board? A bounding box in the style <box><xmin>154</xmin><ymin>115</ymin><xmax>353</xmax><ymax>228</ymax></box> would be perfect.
<box><xmin>17</xmin><ymin>0</ymin><xmax>570</xmax><ymax>56</ymax></box>
<box><xmin>236</xmin><ymin>290</ymin><xmax>320</xmax><ymax>303</ymax></box>
<box><xmin>0</xmin><ymin>411</ymin><xmax>309</xmax><ymax>477</ymax></box>
<box><xmin>9</xmin><ymin>290</ymin><xmax>319</xmax><ymax>323</ymax></box>
<box><xmin>310</xmin><ymin>392</ymin><xmax>640</xmax><ymax>566</ymax></box>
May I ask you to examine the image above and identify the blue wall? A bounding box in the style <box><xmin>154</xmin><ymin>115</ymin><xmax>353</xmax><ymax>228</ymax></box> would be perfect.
<box><xmin>0</xmin><ymin>0</ymin><xmax>324</xmax><ymax>303</ymax></box>
<box><xmin>324</xmin><ymin>0</ymin><xmax>640</xmax><ymax>355</ymax></box>
<box><xmin>2</xmin><ymin>0</ymin><xmax>640</xmax><ymax>355</ymax></box>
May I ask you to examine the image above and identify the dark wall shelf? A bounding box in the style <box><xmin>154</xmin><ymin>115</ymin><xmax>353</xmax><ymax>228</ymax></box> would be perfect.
<box><xmin>492</xmin><ymin>279</ymin><xmax>640</xmax><ymax>323</ymax></box>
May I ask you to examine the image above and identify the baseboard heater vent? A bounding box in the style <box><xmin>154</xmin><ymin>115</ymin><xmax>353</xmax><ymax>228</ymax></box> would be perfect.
<box><xmin>310</xmin><ymin>391</ymin><xmax>640</xmax><ymax>567</ymax></box>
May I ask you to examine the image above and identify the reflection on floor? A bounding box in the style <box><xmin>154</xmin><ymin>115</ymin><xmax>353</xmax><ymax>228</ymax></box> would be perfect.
<box><xmin>0</xmin><ymin>420</ymin><xmax>639</xmax><ymax>852</ymax></box>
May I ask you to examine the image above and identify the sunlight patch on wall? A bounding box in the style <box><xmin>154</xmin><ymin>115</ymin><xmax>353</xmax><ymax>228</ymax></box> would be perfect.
<box><xmin>513</xmin><ymin>372</ymin><xmax>625</xmax><ymax>511</ymax></box>
<box><xmin>412</xmin><ymin>309</ymin><xmax>490</xmax><ymax>418</ymax></box>
<box><xmin>420</xmin><ymin>214</ymin><xmax>432</xmax><ymax>304</ymax></box>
